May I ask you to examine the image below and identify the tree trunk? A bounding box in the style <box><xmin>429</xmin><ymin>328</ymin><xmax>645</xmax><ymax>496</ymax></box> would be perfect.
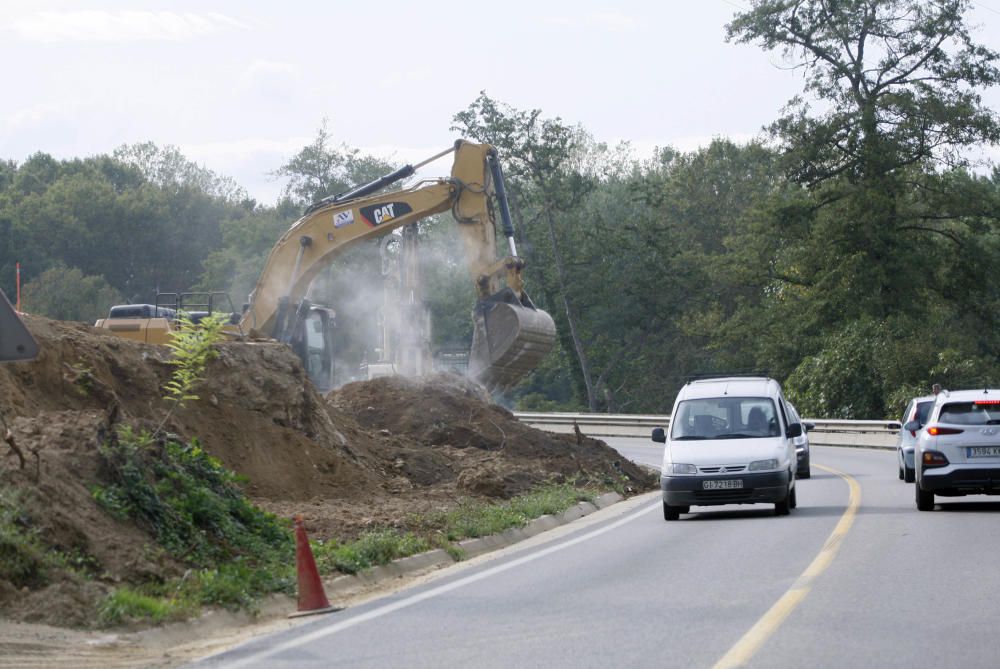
<box><xmin>541</xmin><ymin>208</ymin><xmax>597</xmax><ymax>410</ymax></box>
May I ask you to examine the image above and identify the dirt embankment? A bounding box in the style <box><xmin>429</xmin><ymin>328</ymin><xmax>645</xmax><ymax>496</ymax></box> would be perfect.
<box><xmin>0</xmin><ymin>314</ymin><xmax>654</xmax><ymax>629</ymax></box>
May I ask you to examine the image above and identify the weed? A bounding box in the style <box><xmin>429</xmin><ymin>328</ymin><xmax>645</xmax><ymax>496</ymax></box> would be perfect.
<box><xmin>158</xmin><ymin>312</ymin><xmax>229</xmax><ymax>434</ymax></box>
<box><xmin>313</xmin><ymin>529</ymin><xmax>431</xmax><ymax>575</ymax></box>
<box><xmin>0</xmin><ymin>489</ymin><xmax>49</xmax><ymax>588</ymax></box>
<box><xmin>180</xmin><ymin>559</ymin><xmax>296</xmax><ymax>612</ymax></box>
<box><xmin>423</xmin><ymin>482</ymin><xmax>595</xmax><ymax>542</ymax></box>
<box><xmin>98</xmin><ymin>587</ymin><xmax>190</xmax><ymax>626</ymax></box>
<box><xmin>67</xmin><ymin>362</ymin><xmax>94</xmax><ymax>397</ymax></box>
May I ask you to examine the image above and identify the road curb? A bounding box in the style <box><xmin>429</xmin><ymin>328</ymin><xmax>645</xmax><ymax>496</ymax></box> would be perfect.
<box><xmin>322</xmin><ymin>491</ymin><xmax>624</xmax><ymax>598</ymax></box>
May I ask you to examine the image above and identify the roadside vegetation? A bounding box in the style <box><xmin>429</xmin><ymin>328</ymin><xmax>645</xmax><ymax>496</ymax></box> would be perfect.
<box><xmin>92</xmin><ymin>458</ymin><xmax>606</xmax><ymax>626</ymax></box>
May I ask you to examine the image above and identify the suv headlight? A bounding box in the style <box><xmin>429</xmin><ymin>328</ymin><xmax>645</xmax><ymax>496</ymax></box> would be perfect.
<box><xmin>670</xmin><ymin>463</ymin><xmax>697</xmax><ymax>475</ymax></box>
<box><xmin>748</xmin><ymin>459</ymin><xmax>779</xmax><ymax>471</ymax></box>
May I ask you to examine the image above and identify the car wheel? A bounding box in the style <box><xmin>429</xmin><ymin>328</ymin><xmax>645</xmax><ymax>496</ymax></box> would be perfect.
<box><xmin>915</xmin><ymin>483</ymin><xmax>934</xmax><ymax>511</ymax></box>
<box><xmin>798</xmin><ymin>467</ymin><xmax>811</xmax><ymax>480</ymax></box>
<box><xmin>775</xmin><ymin>486</ymin><xmax>791</xmax><ymax>516</ymax></box>
<box><xmin>789</xmin><ymin>485</ymin><xmax>797</xmax><ymax>509</ymax></box>
<box><xmin>898</xmin><ymin>465</ymin><xmax>904</xmax><ymax>480</ymax></box>
<box><xmin>663</xmin><ymin>502</ymin><xmax>680</xmax><ymax>521</ymax></box>
<box><xmin>904</xmin><ymin>466</ymin><xmax>915</xmax><ymax>483</ymax></box>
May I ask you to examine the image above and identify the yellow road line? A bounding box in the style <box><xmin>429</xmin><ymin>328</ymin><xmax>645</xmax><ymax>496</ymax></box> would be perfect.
<box><xmin>712</xmin><ymin>464</ymin><xmax>861</xmax><ymax>669</ymax></box>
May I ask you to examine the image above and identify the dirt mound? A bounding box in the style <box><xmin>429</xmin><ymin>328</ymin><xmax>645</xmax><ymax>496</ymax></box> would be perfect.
<box><xmin>329</xmin><ymin>374</ymin><xmax>650</xmax><ymax>495</ymax></box>
<box><xmin>0</xmin><ymin>315</ymin><xmax>653</xmax><ymax>629</ymax></box>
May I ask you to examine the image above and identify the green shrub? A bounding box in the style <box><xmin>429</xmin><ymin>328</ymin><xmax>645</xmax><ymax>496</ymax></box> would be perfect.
<box><xmin>183</xmin><ymin>559</ymin><xmax>296</xmax><ymax>611</ymax></box>
<box><xmin>92</xmin><ymin>426</ymin><xmax>292</xmax><ymax>567</ymax></box>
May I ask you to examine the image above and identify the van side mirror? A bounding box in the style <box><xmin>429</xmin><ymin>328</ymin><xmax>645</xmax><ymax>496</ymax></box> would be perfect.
<box><xmin>786</xmin><ymin>423</ymin><xmax>803</xmax><ymax>438</ymax></box>
<box><xmin>903</xmin><ymin>420</ymin><xmax>920</xmax><ymax>432</ymax></box>
<box><xmin>804</xmin><ymin>422</ymin><xmax>815</xmax><ymax>432</ymax></box>
<box><xmin>651</xmin><ymin>427</ymin><xmax>666</xmax><ymax>444</ymax></box>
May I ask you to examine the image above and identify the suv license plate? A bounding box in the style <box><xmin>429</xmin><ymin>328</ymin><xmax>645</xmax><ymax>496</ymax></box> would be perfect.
<box><xmin>703</xmin><ymin>479</ymin><xmax>743</xmax><ymax>490</ymax></box>
<box><xmin>968</xmin><ymin>447</ymin><xmax>1000</xmax><ymax>457</ymax></box>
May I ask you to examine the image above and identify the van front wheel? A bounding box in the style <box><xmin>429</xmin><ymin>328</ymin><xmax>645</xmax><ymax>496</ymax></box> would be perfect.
<box><xmin>663</xmin><ymin>502</ymin><xmax>681</xmax><ymax>521</ymax></box>
<box><xmin>775</xmin><ymin>486</ymin><xmax>792</xmax><ymax>516</ymax></box>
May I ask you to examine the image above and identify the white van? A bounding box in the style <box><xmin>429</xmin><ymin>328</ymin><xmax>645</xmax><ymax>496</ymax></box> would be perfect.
<box><xmin>652</xmin><ymin>376</ymin><xmax>801</xmax><ymax>520</ymax></box>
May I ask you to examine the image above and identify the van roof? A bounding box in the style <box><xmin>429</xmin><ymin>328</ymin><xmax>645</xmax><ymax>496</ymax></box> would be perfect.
<box><xmin>679</xmin><ymin>376</ymin><xmax>781</xmax><ymax>401</ymax></box>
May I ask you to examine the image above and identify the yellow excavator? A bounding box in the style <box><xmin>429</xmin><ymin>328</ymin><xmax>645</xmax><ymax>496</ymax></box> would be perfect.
<box><xmin>96</xmin><ymin>140</ymin><xmax>557</xmax><ymax>392</ymax></box>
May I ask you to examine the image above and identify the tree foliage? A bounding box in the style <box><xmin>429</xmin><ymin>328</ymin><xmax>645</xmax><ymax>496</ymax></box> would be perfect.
<box><xmin>20</xmin><ymin>265</ymin><xmax>122</xmax><ymax>322</ymax></box>
<box><xmin>726</xmin><ymin>0</ymin><xmax>1000</xmax><ymax>185</ymax></box>
<box><xmin>271</xmin><ymin>118</ymin><xmax>396</xmax><ymax>206</ymax></box>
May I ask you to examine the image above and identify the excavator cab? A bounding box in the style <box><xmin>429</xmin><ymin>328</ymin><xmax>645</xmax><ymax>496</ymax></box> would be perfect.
<box><xmin>287</xmin><ymin>305</ymin><xmax>335</xmax><ymax>393</ymax></box>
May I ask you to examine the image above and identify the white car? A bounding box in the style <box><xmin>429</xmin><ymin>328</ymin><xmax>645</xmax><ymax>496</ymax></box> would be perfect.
<box><xmin>652</xmin><ymin>375</ymin><xmax>800</xmax><ymax>520</ymax></box>
<box><xmin>911</xmin><ymin>388</ymin><xmax>1000</xmax><ymax>511</ymax></box>
<box><xmin>895</xmin><ymin>394</ymin><xmax>935</xmax><ymax>483</ymax></box>
<box><xmin>786</xmin><ymin>402</ymin><xmax>813</xmax><ymax>479</ymax></box>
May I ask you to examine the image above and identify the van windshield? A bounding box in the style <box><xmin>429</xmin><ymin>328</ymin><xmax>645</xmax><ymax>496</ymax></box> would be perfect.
<box><xmin>671</xmin><ymin>397</ymin><xmax>780</xmax><ymax>440</ymax></box>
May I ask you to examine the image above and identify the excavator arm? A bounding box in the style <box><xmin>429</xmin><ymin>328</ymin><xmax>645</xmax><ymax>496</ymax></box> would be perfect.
<box><xmin>239</xmin><ymin>140</ymin><xmax>556</xmax><ymax>391</ymax></box>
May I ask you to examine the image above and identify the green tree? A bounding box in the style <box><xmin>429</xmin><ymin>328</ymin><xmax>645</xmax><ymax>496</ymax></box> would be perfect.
<box><xmin>727</xmin><ymin>0</ymin><xmax>1000</xmax><ymax>186</ymax></box>
<box><xmin>20</xmin><ymin>265</ymin><xmax>122</xmax><ymax>322</ymax></box>
<box><xmin>271</xmin><ymin>119</ymin><xmax>396</xmax><ymax>206</ymax></box>
<box><xmin>453</xmin><ymin>93</ymin><xmax>608</xmax><ymax>409</ymax></box>
<box><xmin>725</xmin><ymin>0</ymin><xmax>1000</xmax><ymax>416</ymax></box>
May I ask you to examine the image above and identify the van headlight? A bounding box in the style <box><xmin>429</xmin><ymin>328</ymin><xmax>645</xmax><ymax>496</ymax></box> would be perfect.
<box><xmin>748</xmin><ymin>459</ymin><xmax>779</xmax><ymax>471</ymax></box>
<box><xmin>670</xmin><ymin>463</ymin><xmax>697</xmax><ymax>475</ymax></box>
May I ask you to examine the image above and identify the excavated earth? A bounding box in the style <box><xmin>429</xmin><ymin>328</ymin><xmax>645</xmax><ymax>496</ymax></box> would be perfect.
<box><xmin>0</xmin><ymin>314</ymin><xmax>654</xmax><ymax>631</ymax></box>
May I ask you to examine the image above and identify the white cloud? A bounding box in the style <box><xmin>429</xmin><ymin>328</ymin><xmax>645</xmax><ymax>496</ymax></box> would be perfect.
<box><xmin>8</xmin><ymin>11</ymin><xmax>251</xmax><ymax>43</ymax></box>
<box><xmin>235</xmin><ymin>60</ymin><xmax>303</xmax><ymax>95</ymax></box>
<box><xmin>179</xmin><ymin>136</ymin><xmax>310</xmax><ymax>164</ymax></box>
<box><xmin>542</xmin><ymin>11</ymin><xmax>639</xmax><ymax>33</ymax></box>
<box><xmin>378</xmin><ymin>68</ymin><xmax>433</xmax><ymax>88</ymax></box>
<box><xmin>0</xmin><ymin>102</ymin><xmax>71</xmax><ymax>132</ymax></box>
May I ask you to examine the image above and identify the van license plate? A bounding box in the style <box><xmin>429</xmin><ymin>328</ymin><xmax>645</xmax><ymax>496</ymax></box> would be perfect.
<box><xmin>703</xmin><ymin>479</ymin><xmax>743</xmax><ymax>490</ymax></box>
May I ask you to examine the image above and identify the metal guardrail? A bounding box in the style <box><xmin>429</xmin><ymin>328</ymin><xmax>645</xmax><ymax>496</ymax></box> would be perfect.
<box><xmin>513</xmin><ymin>412</ymin><xmax>901</xmax><ymax>450</ymax></box>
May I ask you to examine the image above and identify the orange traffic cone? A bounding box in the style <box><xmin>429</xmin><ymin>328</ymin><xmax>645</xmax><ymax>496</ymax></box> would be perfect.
<box><xmin>289</xmin><ymin>515</ymin><xmax>340</xmax><ymax>618</ymax></box>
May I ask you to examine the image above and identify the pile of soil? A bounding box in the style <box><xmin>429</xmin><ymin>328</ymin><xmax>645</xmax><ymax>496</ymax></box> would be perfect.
<box><xmin>0</xmin><ymin>314</ymin><xmax>654</xmax><ymax>629</ymax></box>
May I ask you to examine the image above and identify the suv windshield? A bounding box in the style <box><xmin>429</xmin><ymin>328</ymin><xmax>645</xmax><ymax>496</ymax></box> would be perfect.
<box><xmin>671</xmin><ymin>397</ymin><xmax>780</xmax><ymax>440</ymax></box>
<box><xmin>938</xmin><ymin>401</ymin><xmax>1000</xmax><ymax>426</ymax></box>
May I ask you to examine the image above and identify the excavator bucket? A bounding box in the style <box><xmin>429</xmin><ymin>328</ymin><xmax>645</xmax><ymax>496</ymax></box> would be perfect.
<box><xmin>468</xmin><ymin>288</ymin><xmax>557</xmax><ymax>391</ymax></box>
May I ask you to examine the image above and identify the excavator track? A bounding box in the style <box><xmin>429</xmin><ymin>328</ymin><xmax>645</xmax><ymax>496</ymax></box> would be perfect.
<box><xmin>468</xmin><ymin>289</ymin><xmax>557</xmax><ymax>392</ymax></box>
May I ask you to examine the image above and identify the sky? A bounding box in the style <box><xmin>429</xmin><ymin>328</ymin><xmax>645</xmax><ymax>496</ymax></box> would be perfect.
<box><xmin>2</xmin><ymin>0</ymin><xmax>999</xmax><ymax>204</ymax></box>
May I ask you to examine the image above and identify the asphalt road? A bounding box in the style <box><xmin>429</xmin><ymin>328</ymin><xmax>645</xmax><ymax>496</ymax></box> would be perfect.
<box><xmin>196</xmin><ymin>442</ymin><xmax>1000</xmax><ymax>669</ymax></box>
